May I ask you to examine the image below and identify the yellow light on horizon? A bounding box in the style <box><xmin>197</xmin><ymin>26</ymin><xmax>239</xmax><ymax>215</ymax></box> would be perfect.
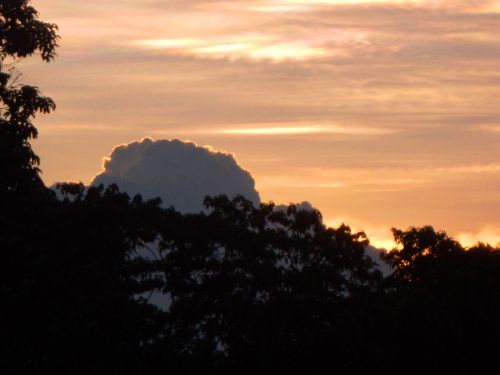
<box><xmin>134</xmin><ymin>38</ymin><xmax>330</xmax><ymax>61</ymax></box>
<box><xmin>213</xmin><ymin>124</ymin><xmax>396</xmax><ymax>136</ymax></box>
<box><xmin>247</xmin><ymin>44</ymin><xmax>328</xmax><ymax>61</ymax></box>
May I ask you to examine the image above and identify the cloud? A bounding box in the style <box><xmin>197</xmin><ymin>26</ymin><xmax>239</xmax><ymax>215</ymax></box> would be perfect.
<box><xmin>91</xmin><ymin>138</ymin><xmax>260</xmax><ymax>213</ymax></box>
<box><xmin>133</xmin><ymin>36</ymin><xmax>334</xmax><ymax>62</ymax></box>
<box><xmin>208</xmin><ymin>123</ymin><xmax>396</xmax><ymax>136</ymax></box>
<box><xmin>365</xmin><ymin>245</ymin><xmax>392</xmax><ymax>276</ymax></box>
<box><xmin>479</xmin><ymin>124</ymin><xmax>500</xmax><ymax>133</ymax></box>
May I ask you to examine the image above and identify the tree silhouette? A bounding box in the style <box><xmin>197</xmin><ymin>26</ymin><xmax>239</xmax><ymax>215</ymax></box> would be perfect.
<box><xmin>2</xmin><ymin>180</ymin><xmax>172</xmax><ymax>372</ymax></box>
<box><xmin>0</xmin><ymin>0</ymin><xmax>58</xmax><ymax>198</ymax></box>
<box><xmin>377</xmin><ymin>226</ymin><xmax>500</xmax><ymax>372</ymax></box>
<box><xmin>152</xmin><ymin>195</ymin><xmax>382</xmax><ymax>372</ymax></box>
<box><xmin>0</xmin><ymin>3</ymin><xmax>166</xmax><ymax>372</ymax></box>
<box><xmin>383</xmin><ymin>226</ymin><xmax>464</xmax><ymax>286</ymax></box>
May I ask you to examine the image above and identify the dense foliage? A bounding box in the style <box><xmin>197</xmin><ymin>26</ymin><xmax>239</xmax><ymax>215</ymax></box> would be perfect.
<box><xmin>0</xmin><ymin>0</ymin><xmax>58</xmax><ymax>197</ymax></box>
<box><xmin>1</xmin><ymin>1</ymin><xmax>499</xmax><ymax>373</ymax></box>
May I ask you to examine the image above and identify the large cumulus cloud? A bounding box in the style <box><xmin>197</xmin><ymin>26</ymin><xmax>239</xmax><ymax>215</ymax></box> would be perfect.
<box><xmin>92</xmin><ymin>138</ymin><xmax>260</xmax><ymax>212</ymax></box>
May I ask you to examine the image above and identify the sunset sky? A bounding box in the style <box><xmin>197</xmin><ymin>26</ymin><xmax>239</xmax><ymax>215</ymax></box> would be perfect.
<box><xmin>25</xmin><ymin>0</ymin><xmax>500</xmax><ymax>248</ymax></box>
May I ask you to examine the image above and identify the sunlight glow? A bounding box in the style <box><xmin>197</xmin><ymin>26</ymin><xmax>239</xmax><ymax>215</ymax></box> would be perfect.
<box><xmin>458</xmin><ymin>226</ymin><xmax>500</xmax><ymax>247</ymax></box>
<box><xmin>326</xmin><ymin>216</ymin><xmax>396</xmax><ymax>250</ymax></box>
<box><xmin>133</xmin><ymin>27</ymin><xmax>368</xmax><ymax>62</ymax></box>
<box><xmin>247</xmin><ymin>44</ymin><xmax>328</xmax><ymax>60</ymax></box>
<box><xmin>213</xmin><ymin>124</ymin><xmax>395</xmax><ymax>136</ymax></box>
<box><xmin>134</xmin><ymin>37</ymin><xmax>331</xmax><ymax>61</ymax></box>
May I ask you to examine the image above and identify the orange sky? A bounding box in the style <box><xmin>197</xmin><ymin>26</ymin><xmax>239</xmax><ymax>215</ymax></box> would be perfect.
<box><xmin>25</xmin><ymin>0</ymin><xmax>500</xmax><ymax>248</ymax></box>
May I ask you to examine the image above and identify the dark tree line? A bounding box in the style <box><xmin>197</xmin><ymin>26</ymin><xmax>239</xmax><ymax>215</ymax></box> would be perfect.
<box><xmin>2</xmin><ymin>2</ymin><xmax>500</xmax><ymax>373</ymax></box>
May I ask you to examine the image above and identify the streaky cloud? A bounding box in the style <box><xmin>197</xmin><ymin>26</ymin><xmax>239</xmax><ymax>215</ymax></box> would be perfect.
<box><xmin>208</xmin><ymin>123</ymin><xmax>397</xmax><ymax>136</ymax></box>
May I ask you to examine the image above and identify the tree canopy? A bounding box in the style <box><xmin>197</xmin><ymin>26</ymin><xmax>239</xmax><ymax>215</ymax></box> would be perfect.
<box><xmin>0</xmin><ymin>0</ymin><xmax>58</xmax><ymax>198</ymax></box>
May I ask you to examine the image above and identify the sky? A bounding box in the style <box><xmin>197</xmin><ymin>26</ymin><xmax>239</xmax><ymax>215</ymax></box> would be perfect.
<box><xmin>24</xmin><ymin>0</ymin><xmax>500</xmax><ymax>248</ymax></box>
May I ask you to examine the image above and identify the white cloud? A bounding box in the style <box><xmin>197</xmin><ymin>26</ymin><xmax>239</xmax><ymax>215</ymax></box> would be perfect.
<box><xmin>92</xmin><ymin>138</ymin><xmax>260</xmax><ymax>213</ymax></box>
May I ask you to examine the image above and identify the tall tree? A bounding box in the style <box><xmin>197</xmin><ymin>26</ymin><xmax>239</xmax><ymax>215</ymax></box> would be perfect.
<box><xmin>0</xmin><ymin>0</ymin><xmax>58</xmax><ymax>198</ymax></box>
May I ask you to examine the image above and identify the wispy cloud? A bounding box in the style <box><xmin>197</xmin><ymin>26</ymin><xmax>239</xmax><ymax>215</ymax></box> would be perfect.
<box><xmin>479</xmin><ymin>124</ymin><xmax>500</xmax><ymax>133</ymax></box>
<box><xmin>206</xmin><ymin>123</ymin><xmax>396</xmax><ymax>136</ymax></box>
<box><xmin>258</xmin><ymin>174</ymin><xmax>345</xmax><ymax>188</ymax></box>
<box><xmin>434</xmin><ymin>163</ymin><xmax>500</xmax><ymax>174</ymax></box>
<box><xmin>132</xmin><ymin>33</ymin><xmax>363</xmax><ymax>61</ymax></box>
<box><xmin>42</xmin><ymin>124</ymin><xmax>136</xmax><ymax>133</ymax></box>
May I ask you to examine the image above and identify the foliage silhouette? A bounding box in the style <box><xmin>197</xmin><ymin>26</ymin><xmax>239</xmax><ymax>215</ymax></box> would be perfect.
<box><xmin>0</xmin><ymin>0</ymin><xmax>58</xmax><ymax>198</ymax></box>
<box><xmin>152</xmin><ymin>195</ymin><xmax>382</xmax><ymax>372</ymax></box>
<box><xmin>3</xmin><ymin>183</ymin><xmax>168</xmax><ymax>373</ymax></box>
<box><xmin>0</xmin><ymin>2</ymin><xmax>165</xmax><ymax>372</ymax></box>
<box><xmin>377</xmin><ymin>226</ymin><xmax>500</xmax><ymax>372</ymax></box>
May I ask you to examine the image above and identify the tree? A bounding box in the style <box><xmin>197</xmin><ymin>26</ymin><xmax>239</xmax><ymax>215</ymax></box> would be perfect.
<box><xmin>382</xmin><ymin>225</ymin><xmax>464</xmax><ymax>286</ymax></box>
<box><xmin>154</xmin><ymin>195</ymin><xmax>382</xmax><ymax>372</ymax></box>
<box><xmin>377</xmin><ymin>226</ymin><xmax>500</xmax><ymax>372</ymax></box>
<box><xmin>0</xmin><ymin>0</ymin><xmax>58</xmax><ymax>198</ymax></box>
<box><xmin>2</xmin><ymin>180</ymin><xmax>172</xmax><ymax>373</ymax></box>
<box><xmin>0</xmin><ymin>3</ymin><xmax>166</xmax><ymax>372</ymax></box>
